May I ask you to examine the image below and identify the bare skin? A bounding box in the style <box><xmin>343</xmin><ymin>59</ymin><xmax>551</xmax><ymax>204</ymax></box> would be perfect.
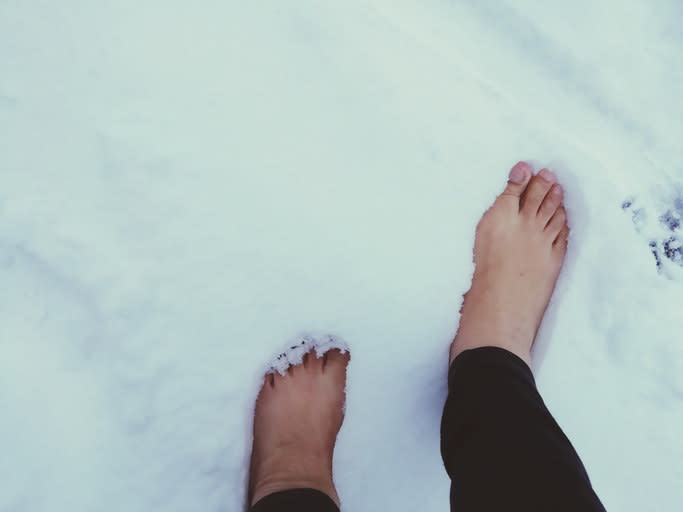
<box><xmin>248</xmin><ymin>161</ymin><xmax>568</xmax><ymax>507</ymax></box>
<box><xmin>451</xmin><ymin>161</ymin><xmax>569</xmax><ymax>366</ymax></box>
<box><xmin>249</xmin><ymin>349</ymin><xmax>350</xmax><ymax>508</ymax></box>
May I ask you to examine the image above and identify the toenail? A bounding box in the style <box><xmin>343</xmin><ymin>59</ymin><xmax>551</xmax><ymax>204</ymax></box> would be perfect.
<box><xmin>552</xmin><ymin>185</ymin><xmax>563</xmax><ymax>196</ymax></box>
<box><xmin>539</xmin><ymin>169</ymin><xmax>557</xmax><ymax>183</ymax></box>
<box><xmin>509</xmin><ymin>165</ymin><xmax>528</xmax><ymax>184</ymax></box>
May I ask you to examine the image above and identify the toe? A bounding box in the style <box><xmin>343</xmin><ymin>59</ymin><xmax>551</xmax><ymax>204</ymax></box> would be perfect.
<box><xmin>310</xmin><ymin>350</ymin><xmax>325</xmax><ymax>372</ymax></box>
<box><xmin>521</xmin><ymin>169</ymin><xmax>556</xmax><ymax>217</ymax></box>
<box><xmin>538</xmin><ymin>184</ymin><xmax>563</xmax><ymax>226</ymax></box>
<box><xmin>501</xmin><ymin>161</ymin><xmax>533</xmax><ymax>201</ymax></box>
<box><xmin>554</xmin><ymin>224</ymin><xmax>570</xmax><ymax>250</ymax></box>
<box><xmin>288</xmin><ymin>360</ymin><xmax>303</xmax><ymax>378</ymax></box>
<box><xmin>257</xmin><ymin>374</ymin><xmax>275</xmax><ymax>402</ymax></box>
<box><xmin>545</xmin><ymin>206</ymin><xmax>567</xmax><ymax>239</ymax></box>
<box><xmin>323</xmin><ymin>349</ymin><xmax>350</xmax><ymax>376</ymax></box>
<box><xmin>271</xmin><ymin>370</ymin><xmax>288</xmax><ymax>388</ymax></box>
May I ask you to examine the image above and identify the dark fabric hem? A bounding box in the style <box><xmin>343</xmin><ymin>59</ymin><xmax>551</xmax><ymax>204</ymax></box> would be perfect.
<box><xmin>249</xmin><ymin>488</ymin><xmax>339</xmax><ymax>512</ymax></box>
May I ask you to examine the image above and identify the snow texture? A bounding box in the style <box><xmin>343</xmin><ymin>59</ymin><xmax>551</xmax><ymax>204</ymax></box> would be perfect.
<box><xmin>267</xmin><ymin>335</ymin><xmax>350</xmax><ymax>376</ymax></box>
<box><xmin>1</xmin><ymin>1</ymin><xmax>682</xmax><ymax>511</ymax></box>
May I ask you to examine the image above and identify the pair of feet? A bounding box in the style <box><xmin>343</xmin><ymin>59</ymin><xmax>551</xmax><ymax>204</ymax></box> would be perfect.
<box><xmin>249</xmin><ymin>162</ymin><xmax>569</xmax><ymax>507</ymax></box>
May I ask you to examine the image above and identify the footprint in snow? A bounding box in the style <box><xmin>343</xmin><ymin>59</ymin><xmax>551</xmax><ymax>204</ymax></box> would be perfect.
<box><xmin>622</xmin><ymin>190</ymin><xmax>683</xmax><ymax>276</ymax></box>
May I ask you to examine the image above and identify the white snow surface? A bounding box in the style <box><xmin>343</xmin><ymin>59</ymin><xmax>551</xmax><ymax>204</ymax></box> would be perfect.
<box><xmin>1</xmin><ymin>1</ymin><xmax>682</xmax><ymax>511</ymax></box>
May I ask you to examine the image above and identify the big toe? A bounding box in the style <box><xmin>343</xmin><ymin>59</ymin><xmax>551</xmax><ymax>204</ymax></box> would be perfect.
<box><xmin>501</xmin><ymin>161</ymin><xmax>533</xmax><ymax>201</ymax></box>
<box><xmin>323</xmin><ymin>349</ymin><xmax>350</xmax><ymax>379</ymax></box>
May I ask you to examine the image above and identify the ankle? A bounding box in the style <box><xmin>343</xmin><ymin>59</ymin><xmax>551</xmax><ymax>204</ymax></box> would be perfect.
<box><xmin>452</xmin><ymin>289</ymin><xmax>534</xmax><ymax>366</ymax></box>
<box><xmin>250</xmin><ymin>452</ymin><xmax>339</xmax><ymax>507</ymax></box>
<box><xmin>451</xmin><ymin>338</ymin><xmax>532</xmax><ymax>367</ymax></box>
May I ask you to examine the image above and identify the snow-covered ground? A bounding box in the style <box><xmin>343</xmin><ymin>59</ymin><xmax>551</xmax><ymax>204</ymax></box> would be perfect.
<box><xmin>1</xmin><ymin>1</ymin><xmax>682</xmax><ymax>510</ymax></box>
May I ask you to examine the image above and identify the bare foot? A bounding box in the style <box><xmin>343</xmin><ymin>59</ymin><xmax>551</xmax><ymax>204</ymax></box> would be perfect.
<box><xmin>450</xmin><ymin>162</ymin><xmax>570</xmax><ymax>367</ymax></box>
<box><xmin>249</xmin><ymin>349</ymin><xmax>350</xmax><ymax>508</ymax></box>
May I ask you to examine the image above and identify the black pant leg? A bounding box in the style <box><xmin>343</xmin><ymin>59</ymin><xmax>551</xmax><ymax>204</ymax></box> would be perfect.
<box><xmin>441</xmin><ymin>347</ymin><xmax>605</xmax><ymax>511</ymax></box>
<box><xmin>249</xmin><ymin>489</ymin><xmax>339</xmax><ymax>512</ymax></box>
